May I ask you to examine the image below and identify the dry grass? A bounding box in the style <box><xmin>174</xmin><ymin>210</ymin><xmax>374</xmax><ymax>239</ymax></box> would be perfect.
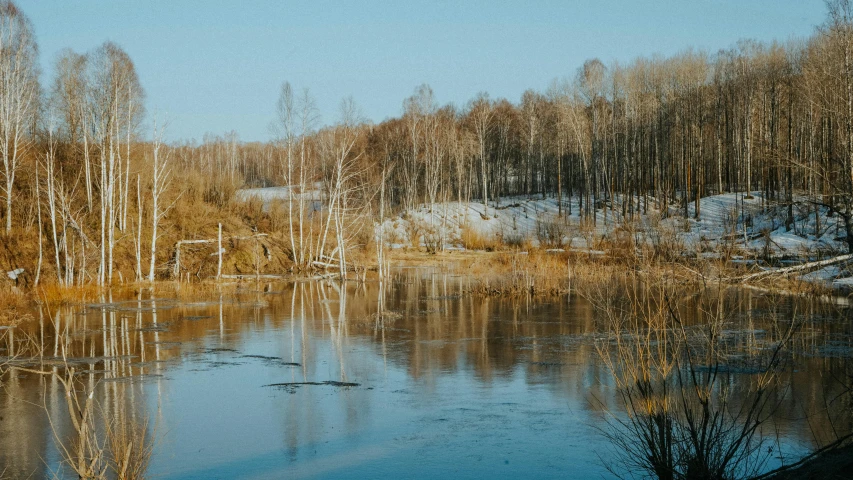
<box><xmin>465</xmin><ymin>249</ymin><xmax>628</xmax><ymax>296</ymax></box>
<box><xmin>382</xmin><ymin>222</ymin><xmax>730</xmax><ymax>298</ymax></box>
<box><xmin>460</xmin><ymin>223</ymin><xmax>500</xmax><ymax>251</ymax></box>
<box><xmin>35</xmin><ymin>284</ymin><xmax>108</xmax><ymax>309</ymax></box>
<box><xmin>0</xmin><ymin>288</ymin><xmax>32</xmax><ymax>326</ymax></box>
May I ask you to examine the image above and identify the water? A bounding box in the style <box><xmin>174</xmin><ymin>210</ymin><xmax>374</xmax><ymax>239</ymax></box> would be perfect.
<box><xmin>1</xmin><ymin>269</ymin><xmax>851</xmax><ymax>479</ymax></box>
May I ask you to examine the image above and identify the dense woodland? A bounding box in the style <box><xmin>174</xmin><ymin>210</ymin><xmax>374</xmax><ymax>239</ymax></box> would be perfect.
<box><xmin>3</xmin><ymin>1</ymin><xmax>853</xmax><ymax>286</ymax></box>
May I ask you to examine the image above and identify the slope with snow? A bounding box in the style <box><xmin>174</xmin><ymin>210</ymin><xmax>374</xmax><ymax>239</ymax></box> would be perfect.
<box><xmin>237</xmin><ymin>185</ymin><xmax>853</xmax><ymax>288</ymax></box>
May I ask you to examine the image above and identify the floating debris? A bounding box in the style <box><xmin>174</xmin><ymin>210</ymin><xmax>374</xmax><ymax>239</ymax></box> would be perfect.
<box><xmin>205</xmin><ymin>347</ymin><xmax>238</xmax><ymax>353</ymax></box>
<box><xmin>241</xmin><ymin>354</ymin><xmax>281</xmax><ymax>361</ymax></box>
<box><xmin>240</xmin><ymin>354</ymin><xmax>301</xmax><ymax>366</ymax></box>
<box><xmin>264</xmin><ymin>380</ymin><xmax>360</xmax><ymax>389</ymax></box>
<box><xmin>101</xmin><ymin>374</ymin><xmax>164</xmax><ymax>383</ymax></box>
<box><xmin>206</xmin><ymin>361</ymin><xmax>242</xmax><ymax>368</ymax></box>
<box><xmin>529</xmin><ymin>361</ymin><xmax>563</xmax><ymax>367</ymax></box>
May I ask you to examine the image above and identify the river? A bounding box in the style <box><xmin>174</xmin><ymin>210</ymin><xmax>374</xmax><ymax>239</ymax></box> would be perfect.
<box><xmin>0</xmin><ymin>268</ymin><xmax>850</xmax><ymax>479</ymax></box>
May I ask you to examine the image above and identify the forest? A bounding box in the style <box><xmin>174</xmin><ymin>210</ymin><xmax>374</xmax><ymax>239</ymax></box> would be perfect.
<box><xmin>2</xmin><ymin>1</ymin><xmax>853</xmax><ymax>288</ymax></box>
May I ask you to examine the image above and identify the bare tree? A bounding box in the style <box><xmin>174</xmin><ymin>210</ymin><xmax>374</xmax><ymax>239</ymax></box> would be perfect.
<box><xmin>316</xmin><ymin>98</ymin><xmax>365</xmax><ymax>278</ymax></box>
<box><xmin>468</xmin><ymin>93</ymin><xmax>493</xmax><ymax>216</ymax></box>
<box><xmin>87</xmin><ymin>41</ymin><xmax>144</xmax><ymax>284</ymax></box>
<box><xmin>148</xmin><ymin>119</ymin><xmax>173</xmax><ymax>282</ymax></box>
<box><xmin>402</xmin><ymin>84</ymin><xmax>436</xmax><ymax>211</ymax></box>
<box><xmin>276</xmin><ymin>82</ymin><xmax>299</xmax><ymax>266</ymax></box>
<box><xmin>292</xmin><ymin>88</ymin><xmax>319</xmax><ymax>269</ymax></box>
<box><xmin>51</xmin><ymin>49</ymin><xmax>89</xmax><ymax>208</ymax></box>
<box><xmin>41</xmin><ymin>120</ymin><xmax>63</xmax><ymax>284</ymax></box>
<box><xmin>0</xmin><ymin>0</ymin><xmax>39</xmax><ymax>233</ymax></box>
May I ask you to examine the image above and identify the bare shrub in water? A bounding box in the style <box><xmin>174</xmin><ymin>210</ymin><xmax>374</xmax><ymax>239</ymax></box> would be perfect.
<box><xmin>0</xmin><ymin>294</ymin><xmax>36</xmax><ymax>383</ymax></box>
<box><xmin>31</xmin><ymin>366</ymin><xmax>156</xmax><ymax>480</ymax></box>
<box><xmin>105</xmin><ymin>408</ymin><xmax>154</xmax><ymax>480</ymax></box>
<box><xmin>586</xmin><ymin>278</ymin><xmax>797</xmax><ymax>480</ymax></box>
<box><xmin>45</xmin><ymin>367</ymin><xmax>107</xmax><ymax>479</ymax></box>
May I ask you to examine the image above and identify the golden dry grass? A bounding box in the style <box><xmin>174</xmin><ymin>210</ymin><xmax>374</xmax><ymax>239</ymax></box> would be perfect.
<box><xmin>459</xmin><ymin>224</ymin><xmax>500</xmax><ymax>251</ymax></box>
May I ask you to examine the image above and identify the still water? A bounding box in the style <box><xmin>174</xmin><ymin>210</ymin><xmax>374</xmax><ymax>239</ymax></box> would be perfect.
<box><xmin>1</xmin><ymin>268</ymin><xmax>851</xmax><ymax>479</ymax></box>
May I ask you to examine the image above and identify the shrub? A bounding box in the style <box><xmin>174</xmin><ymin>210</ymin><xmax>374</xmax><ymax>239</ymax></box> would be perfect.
<box><xmin>536</xmin><ymin>214</ymin><xmax>567</xmax><ymax>248</ymax></box>
<box><xmin>203</xmin><ymin>177</ymin><xmax>240</xmax><ymax>208</ymax></box>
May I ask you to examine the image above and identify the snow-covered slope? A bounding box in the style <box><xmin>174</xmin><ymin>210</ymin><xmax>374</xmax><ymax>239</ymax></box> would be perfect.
<box><xmin>682</xmin><ymin>192</ymin><xmax>846</xmax><ymax>258</ymax></box>
<box><xmin>378</xmin><ymin>196</ymin><xmax>625</xmax><ymax>250</ymax></box>
<box><xmin>237</xmin><ymin>185</ymin><xmax>853</xmax><ymax>287</ymax></box>
<box><xmin>378</xmin><ymin>192</ymin><xmax>847</xmax><ymax>256</ymax></box>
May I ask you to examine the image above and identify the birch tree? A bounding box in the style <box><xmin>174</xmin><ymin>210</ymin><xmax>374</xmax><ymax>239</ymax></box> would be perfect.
<box><xmin>317</xmin><ymin>98</ymin><xmax>364</xmax><ymax>278</ymax></box>
<box><xmin>402</xmin><ymin>84</ymin><xmax>436</xmax><ymax>211</ymax></box>
<box><xmin>51</xmin><ymin>49</ymin><xmax>89</xmax><ymax>208</ymax></box>
<box><xmin>468</xmin><ymin>93</ymin><xmax>493</xmax><ymax>215</ymax></box>
<box><xmin>275</xmin><ymin>83</ymin><xmax>321</xmax><ymax>269</ymax></box>
<box><xmin>87</xmin><ymin>42</ymin><xmax>144</xmax><ymax>284</ymax></box>
<box><xmin>41</xmin><ymin>121</ymin><xmax>63</xmax><ymax>284</ymax></box>
<box><xmin>276</xmin><ymin>82</ymin><xmax>299</xmax><ymax>266</ymax></box>
<box><xmin>148</xmin><ymin>120</ymin><xmax>173</xmax><ymax>281</ymax></box>
<box><xmin>0</xmin><ymin>0</ymin><xmax>38</xmax><ymax>233</ymax></box>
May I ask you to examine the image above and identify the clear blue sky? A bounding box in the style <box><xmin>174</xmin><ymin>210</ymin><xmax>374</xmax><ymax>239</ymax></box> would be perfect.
<box><xmin>20</xmin><ymin>1</ymin><xmax>827</xmax><ymax>143</ymax></box>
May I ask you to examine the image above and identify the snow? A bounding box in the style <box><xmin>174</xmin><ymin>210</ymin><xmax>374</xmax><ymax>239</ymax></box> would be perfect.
<box><xmin>681</xmin><ymin>192</ymin><xmax>847</xmax><ymax>259</ymax></box>
<box><xmin>237</xmin><ymin>186</ymin><xmax>853</xmax><ymax>289</ymax></box>
<box><xmin>376</xmin><ymin>196</ymin><xmax>631</xmax><ymax>251</ymax></box>
<box><xmin>378</xmin><ymin>192</ymin><xmax>853</xmax><ymax>288</ymax></box>
<box><xmin>237</xmin><ymin>184</ymin><xmax>324</xmax><ymax>212</ymax></box>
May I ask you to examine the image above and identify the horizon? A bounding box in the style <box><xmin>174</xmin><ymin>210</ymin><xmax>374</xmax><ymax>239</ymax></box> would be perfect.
<box><xmin>23</xmin><ymin>0</ymin><xmax>826</xmax><ymax>142</ymax></box>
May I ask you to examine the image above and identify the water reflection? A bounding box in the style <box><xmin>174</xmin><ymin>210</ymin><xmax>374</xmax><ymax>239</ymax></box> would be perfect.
<box><xmin>0</xmin><ymin>269</ymin><xmax>850</xmax><ymax>478</ymax></box>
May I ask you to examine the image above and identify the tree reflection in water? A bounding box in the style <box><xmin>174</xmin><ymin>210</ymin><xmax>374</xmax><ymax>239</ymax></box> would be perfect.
<box><xmin>0</xmin><ymin>269</ymin><xmax>849</xmax><ymax>478</ymax></box>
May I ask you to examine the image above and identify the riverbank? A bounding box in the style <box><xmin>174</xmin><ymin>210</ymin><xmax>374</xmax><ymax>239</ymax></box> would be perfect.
<box><xmin>0</xmin><ymin>244</ymin><xmax>835</xmax><ymax>322</ymax></box>
<box><xmin>1</xmin><ymin>189</ymin><xmax>851</xmax><ymax>315</ymax></box>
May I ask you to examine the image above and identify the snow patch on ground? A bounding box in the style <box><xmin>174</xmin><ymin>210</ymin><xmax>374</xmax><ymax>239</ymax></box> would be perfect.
<box><xmin>237</xmin><ymin>185</ymin><xmax>324</xmax><ymax>212</ymax></box>
<box><xmin>683</xmin><ymin>192</ymin><xmax>845</xmax><ymax>258</ymax></box>
<box><xmin>237</xmin><ymin>186</ymin><xmax>853</xmax><ymax>288</ymax></box>
<box><xmin>377</xmin><ymin>196</ymin><xmax>608</xmax><ymax>250</ymax></box>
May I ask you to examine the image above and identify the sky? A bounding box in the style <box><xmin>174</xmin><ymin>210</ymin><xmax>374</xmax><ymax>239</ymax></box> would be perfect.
<box><xmin>19</xmin><ymin>1</ymin><xmax>827</xmax><ymax>143</ymax></box>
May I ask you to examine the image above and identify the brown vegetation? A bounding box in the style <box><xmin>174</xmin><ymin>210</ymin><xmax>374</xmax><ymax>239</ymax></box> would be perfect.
<box><xmin>0</xmin><ymin>0</ymin><xmax>851</xmax><ymax>298</ymax></box>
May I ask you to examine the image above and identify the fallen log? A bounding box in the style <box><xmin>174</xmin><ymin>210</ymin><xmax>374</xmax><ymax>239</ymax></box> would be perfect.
<box><xmin>312</xmin><ymin>261</ymin><xmax>340</xmax><ymax>269</ymax></box>
<box><xmin>739</xmin><ymin>253</ymin><xmax>853</xmax><ymax>282</ymax></box>
<box><xmin>219</xmin><ymin>274</ymin><xmax>287</xmax><ymax>280</ymax></box>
